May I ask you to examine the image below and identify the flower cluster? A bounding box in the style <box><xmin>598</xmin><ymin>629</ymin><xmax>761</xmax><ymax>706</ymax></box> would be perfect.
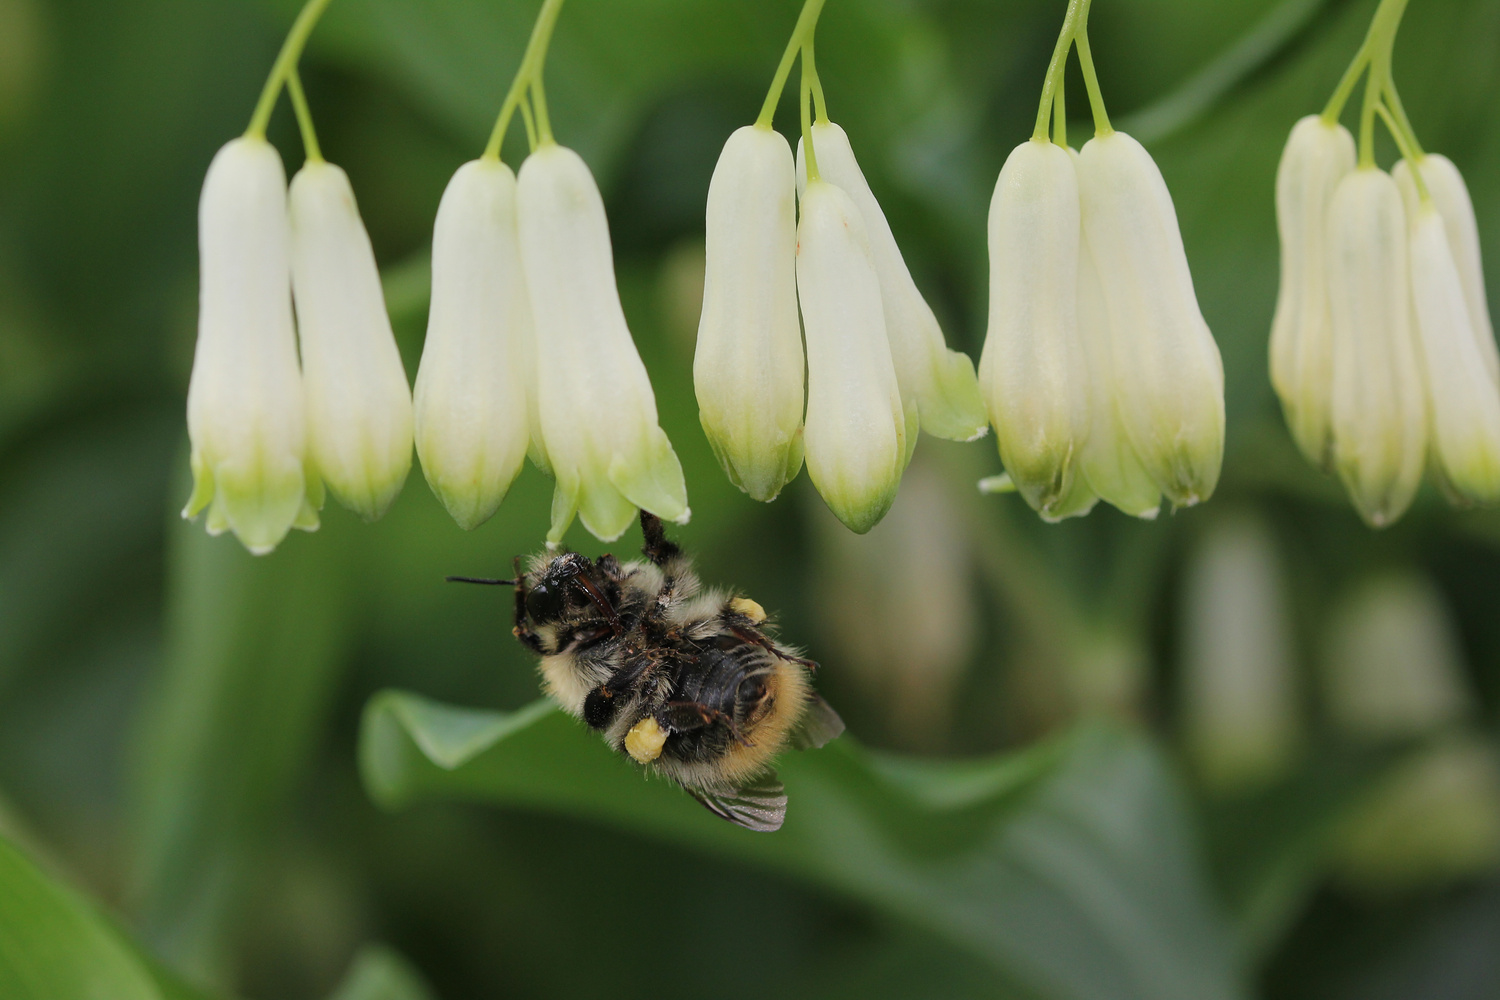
<box><xmin>185</xmin><ymin>73</ymin><xmax>412</xmax><ymax>554</ymax></box>
<box><xmin>694</xmin><ymin>8</ymin><xmax>985</xmax><ymax>534</ymax></box>
<box><xmin>1271</xmin><ymin>0</ymin><xmax>1500</xmax><ymax>527</ymax></box>
<box><xmin>977</xmin><ymin>2</ymin><xmax>1223</xmax><ymax>521</ymax></box>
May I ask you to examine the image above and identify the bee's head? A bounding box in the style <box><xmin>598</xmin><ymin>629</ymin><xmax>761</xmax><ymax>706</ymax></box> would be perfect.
<box><xmin>522</xmin><ymin>552</ymin><xmax>606</xmax><ymax>628</ymax></box>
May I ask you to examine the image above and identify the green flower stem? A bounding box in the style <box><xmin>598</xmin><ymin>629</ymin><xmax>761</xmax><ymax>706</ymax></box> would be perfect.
<box><xmin>801</xmin><ymin>65</ymin><xmax>820</xmax><ymax>182</ymax></box>
<box><xmin>1032</xmin><ymin>0</ymin><xmax>1086</xmax><ymax>142</ymax></box>
<box><xmin>1074</xmin><ymin>26</ymin><xmax>1113</xmax><ymax>135</ymax></box>
<box><xmin>286</xmin><ymin>69</ymin><xmax>323</xmax><ymax>163</ymax></box>
<box><xmin>1375</xmin><ymin>103</ymin><xmax>1430</xmax><ymax>201</ymax></box>
<box><xmin>1053</xmin><ymin>71</ymin><xmax>1068</xmax><ymax>147</ymax></box>
<box><xmin>755</xmin><ymin>0</ymin><xmax>826</xmax><ymax>130</ymax></box>
<box><xmin>244</xmin><ymin>0</ymin><xmax>335</xmax><ymax>141</ymax></box>
<box><xmin>1323</xmin><ymin>0</ymin><xmax>1409</xmax><ymax>125</ymax></box>
<box><xmin>805</xmin><ymin>34</ymin><xmax>829</xmax><ymax>124</ymax></box>
<box><xmin>483</xmin><ymin>0</ymin><xmax>567</xmax><ymax>161</ymax></box>
<box><xmin>518</xmin><ymin>93</ymin><xmax>539</xmax><ymax>151</ymax></box>
<box><xmin>1382</xmin><ymin>79</ymin><xmax>1425</xmax><ymax>159</ymax></box>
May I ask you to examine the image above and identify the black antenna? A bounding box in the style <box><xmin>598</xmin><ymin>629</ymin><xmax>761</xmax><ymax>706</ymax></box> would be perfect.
<box><xmin>446</xmin><ymin>576</ymin><xmax>517</xmax><ymax>586</ymax></box>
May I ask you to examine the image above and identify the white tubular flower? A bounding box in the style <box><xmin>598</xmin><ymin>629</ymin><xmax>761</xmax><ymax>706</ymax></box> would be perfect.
<box><xmin>517</xmin><ymin>143</ymin><xmax>688</xmax><ymax>545</ymax></box>
<box><xmin>694</xmin><ymin>125</ymin><xmax>804</xmax><ymax>502</ymax></box>
<box><xmin>797</xmin><ymin>179</ymin><xmax>907</xmax><ymax>533</ymax></box>
<box><xmin>1406</xmin><ymin>203</ymin><xmax>1500</xmax><ymax>504</ymax></box>
<box><xmin>1394</xmin><ymin>154</ymin><xmax>1499</xmax><ymax>387</ymax></box>
<box><xmin>289</xmin><ymin>159</ymin><xmax>413</xmax><ymax>523</ymax></box>
<box><xmin>1270</xmin><ymin>115</ymin><xmax>1356</xmax><ymax>467</ymax></box>
<box><xmin>1076</xmin><ymin>131</ymin><xmax>1225</xmax><ymax>508</ymax></box>
<box><xmin>412</xmin><ymin>159</ymin><xmax>532</xmax><ymax>530</ymax></box>
<box><xmin>979</xmin><ymin>139</ymin><xmax>1090</xmax><ymax>518</ymax></box>
<box><xmin>1325</xmin><ymin>168</ymin><xmax>1427</xmax><ymax>528</ymax></box>
<box><xmin>1076</xmin><ymin>226</ymin><xmax>1161</xmax><ymax>518</ymax></box>
<box><xmin>184</xmin><ymin>136</ymin><xmax>319</xmax><ymax>555</ymax></box>
<box><xmin>798</xmin><ymin>121</ymin><xmax>987</xmax><ymax>446</ymax></box>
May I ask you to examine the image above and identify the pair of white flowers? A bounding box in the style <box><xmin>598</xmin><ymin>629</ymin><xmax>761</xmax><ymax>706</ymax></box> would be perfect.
<box><xmin>185</xmin><ymin>137</ymin><xmax>412</xmax><ymax>554</ymax></box>
<box><xmin>981</xmin><ymin>131</ymin><xmax>1225</xmax><ymax>520</ymax></box>
<box><xmin>696</xmin><ymin>120</ymin><xmax>987</xmax><ymax>532</ymax></box>
<box><xmin>1272</xmin><ymin>115</ymin><xmax>1500</xmax><ymax>526</ymax></box>
<box><xmin>416</xmin><ymin>144</ymin><xmax>687</xmax><ymax>545</ymax></box>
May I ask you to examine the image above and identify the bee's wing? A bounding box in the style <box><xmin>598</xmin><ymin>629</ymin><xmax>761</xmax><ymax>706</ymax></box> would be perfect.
<box><xmin>687</xmin><ymin>771</ymin><xmax>786</xmax><ymax>832</ymax></box>
<box><xmin>791</xmin><ymin>693</ymin><xmax>845</xmax><ymax>750</ymax></box>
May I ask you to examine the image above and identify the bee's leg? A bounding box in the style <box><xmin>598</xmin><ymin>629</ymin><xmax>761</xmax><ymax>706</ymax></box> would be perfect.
<box><xmin>511</xmin><ymin>556</ymin><xmax>545</xmax><ymax>655</ymax></box>
<box><xmin>639</xmin><ymin>510</ymin><xmax>681</xmax><ymax>567</ymax></box>
<box><xmin>729</xmin><ymin>627</ymin><xmax>819</xmax><ymax>671</ymax></box>
<box><xmin>583</xmin><ymin>655</ymin><xmax>656</xmax><ymax>730</ymax></box>
<box><xmin>662</xmin><ymin>700</ymin><xmax>752</xmax><ymax>748</ymax></box>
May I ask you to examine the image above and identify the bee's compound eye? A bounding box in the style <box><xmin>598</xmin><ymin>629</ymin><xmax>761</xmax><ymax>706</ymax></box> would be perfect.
<box><xmin>736</xmin><ymin>676</ymin><xmax>767</xmax><ymax>705</ymax></box>
<box><xmin>525</xmin><ymin>580</ymin><xmax>564</xmax><ymax>621</ymax></box>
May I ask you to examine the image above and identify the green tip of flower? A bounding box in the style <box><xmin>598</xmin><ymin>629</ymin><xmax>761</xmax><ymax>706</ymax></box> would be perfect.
<box><xmin>702</xmin><ymin>422</ymin><xmax>804</xmax><ymax>504</ymax></box>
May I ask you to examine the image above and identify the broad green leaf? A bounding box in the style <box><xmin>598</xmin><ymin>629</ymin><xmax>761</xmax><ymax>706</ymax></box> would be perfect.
<box><xmin>361</xmin><ymin>691</ymin><xmax>1248</xmax><ymax>1000</ymax></box>
<box><xmin>0</xmin><ymin>833</ymin><xmax>162</xmax><ymax>1000</ymax></box>
<box><xmin>327</xmin><ymin>945</ymin><xmax>434</xmax><ymax>1000</ymax></box>
<box><xmin>128</xmin><ymin>499</ymin><xmax>353</xmax><ymax>984</ymax></box>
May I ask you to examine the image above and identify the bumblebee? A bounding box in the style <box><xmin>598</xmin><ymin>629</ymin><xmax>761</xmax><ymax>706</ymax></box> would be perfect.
<box><xmin>450</xmin><ymin>511</ymin><xmax>843</xmax><ymax>831</ymax></box>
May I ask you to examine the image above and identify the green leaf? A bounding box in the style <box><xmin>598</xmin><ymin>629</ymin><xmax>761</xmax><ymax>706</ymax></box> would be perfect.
<box><xmin>361</xmin><ymin>691</ymin><xmax>1248</xmax><ymax>1000</ymax></box>
<box><xmin>0</xmin><ymin>833</ymin><xmax>162</xmax><ymax>1000</ymax></box>
<box><xmin>327</xmin><ymin>945</ymin><xmax>434</xmax><ymax>1000</ymax></box>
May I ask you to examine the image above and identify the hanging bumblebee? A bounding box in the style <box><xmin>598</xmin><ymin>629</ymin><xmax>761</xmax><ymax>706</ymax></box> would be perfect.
<box><xmin>450</xmin><ymin>512</ymin><xmax>843</xmax><ymax>832</ymax></box>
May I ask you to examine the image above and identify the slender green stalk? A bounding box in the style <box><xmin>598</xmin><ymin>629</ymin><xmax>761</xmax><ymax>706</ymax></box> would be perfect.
<box><xmin>1322</xmin><ymin>0</ymin><xmax>1409</xmax><ymax>124</ymax></box>
<box><xmin>1053</xmin><ymin>71</ymin><xmax>1067</xmax><ymax>147</ymax></box>
<box><xmin>801</xmin><ymin>67</ymin><xmax>820</xmax><ymax>182</ymax></box>
<box><xmin>1382</xmin><ymin>79</ymin><xmax>1424</xmax><ymax>158</ymax></box>
<box><xmin>1375</xmin><ymin>103</ymin><xmax>1429</xmax><ymax>201</ymax></box>
<box><xmin>1357</xmin><ymin>47</ymin><xmax>1387</xmax><ymax>167</ymax></box>
<box><xmin>805</xmin><ymin>35</ymin><xmax>829</xmax><ymax>123</ymax></box>
<box><xmin>1033</xmin><ymin>0</ymin><xmax>1085</xmax><ymax>141</ymax></box>
<box><xmin>755</xmin><ymin>0</ymin><xmax>827</xmax><ymax>129</ymax></box>
<box><xmin>286</xmin><ymin>69</ymin><xmax>323</xmax><ymax>163</ymax></box>
<box><xmin>483</xmin><ymin>0</ymin><xmax>567</xmax><ymax>161</ymax></box>
<box><xmin>518</xmin><ymin>93</ymin><xmax>538</xmax><ymax>151</ymax></box>
<box><xmin>1074</xmin><ymin>24</ymin><xmax>1113</xmax><ymax>135</ymax></box>
<box><xmin>245</xmin><ymin>0</ymin><xmax>335</xmax><ymax>140</ymax></box>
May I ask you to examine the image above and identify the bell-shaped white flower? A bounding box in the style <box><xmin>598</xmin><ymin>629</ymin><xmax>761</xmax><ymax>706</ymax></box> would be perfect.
<box><xmin>1394</xmin><ymin>154</ymin><xmax>1499</xmax><ymax>388</ymax></box>
<box><xmin>694</xmin><ymin>125</ymin><xmax>804</xmax><ymax>502</ymax></box>
<box><xmin>979</xmin><ymin>139</ymin><xmax>1090</xmax><ymax>518</ymax></box>
<box><xmin>412</xmin><ymin>159</ymin><xmax>533</xmax><ymax>530</ymax></box>
<box><xmin>1325</xmin><ymin>168</ymin><xmax>1427</xmax><ymax>527</ymax></box>
<box><xmin>797</xmin><ymin>121</ymin><xmax>987</xmax><ymax>448</ymax></box>
<box><xmin>517</xmin><ymin>143</ymin><xmax>688</xmax><ymax>545</ymax></box>
<box><xmin>1270</xmin><ymin>115</ymin><xmax>1356</xmax><ymax>467</ymax></box>
<box><xmin>1076</xmin><ymin>225</ymin><xmax>1161</xmax><ymax>518</ymax></box>
<box><xmin>184</xmin><ymin>136</ymin><xmax>319</xmax><ymax>555</ymax></box>
<box><xmin>1406</xmin><ymin>203</ymin><xmax>1500</xmax><ymax>504</ymax></box>
<box><xmin>289</xmin><ymin>159</ymin><xmax>412</xmax><ymax>523</ymax></box>
<box><xmin>1076</xmin><ymin>131</ymin><xmax>1225</xmax><ymax>508</ymax></box>
<box><xmin>797</xmin><ymin>179</ymin><xmax>907</xmax><ymax>533</ymax></box>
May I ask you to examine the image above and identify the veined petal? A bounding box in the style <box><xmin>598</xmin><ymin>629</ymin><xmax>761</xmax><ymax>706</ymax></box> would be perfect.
<box><xmin>1325</xmin><ymin>168</ymin><xmax>1427</xmax><ymax>527</ymax></box>
<box><xmin>797</xmin><ymin>179</ymin><xmax>906</xmax><ymax>534</ymax></box>
<box><xmin>1271</xmin><ymin>115</ymin><xmax>1356</xmax><ymax>468</ymax></box>
<box><xmin>1077</xmin><ymin>224</ymin><xmax>1162</xmax><ymax>519</ymax></box>
<box><xmin>1394</xmin><ymin>154</ymin><xmax>1499</xmax><ymax>388</ymax></box>
<box><xmin>185</xmin><ymin>136</ymin><xmax>315</xmax><ymax>555</ymax></box>
<box><xmin>1077</xmin><ymin>131</ymin><xmax>1224</xmax><ymax>508</ymax></box>
<box><xmin>798</xmin><ymin>121</ymin><xmax>987</xmax><ymax>444</ymax></box>
<box><xmin>979</xmin><ymin>139</ymin><xmax>1090</xmax><ymax>517</ymax></box>
<box><xmin>1408</xmin><ymin>206</ymin><xmax>1500</xmax><ymax>505</ymax></box>
<box><xmin>694</xmin><ymin>125</ymin><xmax>804</xmax><ymax>502</ymax></box>
<box><xmin>290</xmin><ymin>160</ymin><xmax>413</xmax><ymax>523</ymax></box>
<box><xmin>413</xmin><ymin>159</ymin><xmax>532</xmax><ymax>530</ymax></box>
<box><xmin>517</xmin><ymin>143</ymin><xmax>688</xmax><ymax>545</ymax></box>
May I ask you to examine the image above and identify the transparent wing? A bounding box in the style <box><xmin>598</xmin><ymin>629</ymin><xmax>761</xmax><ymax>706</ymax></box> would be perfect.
<box><xmin>687</xmin><ymin>770</ymin><xmax>787</xmax><ymax>832</ymax></box>
<box><xmin>790</xmin><ymin>693</ymin><xmax>845</xmax><ymax>750</ymax></box>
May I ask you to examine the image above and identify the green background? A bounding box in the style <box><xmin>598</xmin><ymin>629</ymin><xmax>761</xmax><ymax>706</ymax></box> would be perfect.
<box><xmin>1</xmin><ymin>0</ymin><xmax>1498</xmax><ymax>997</ymax></box>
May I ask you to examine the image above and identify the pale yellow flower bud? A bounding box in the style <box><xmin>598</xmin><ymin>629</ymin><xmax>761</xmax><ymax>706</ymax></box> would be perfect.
<box><xmin>694</xmin><ymin>125</ymin><xmax>804</xmax><ymax>502</ymax></box>
<box><xmin>517</xmin><ymin>144</ymin><xmax>688</xmax><ymax>544</ymax></box>
<box><xmin>1325</xmin><ymin>168</ymin><xmax>1426</xmax><ymax>527</ymax></box>
<box><xmin>289</xmin><ymin>160</ymin><xmax>413</xmax><ymax>523</ymax></box>
<box><xmin>979</xmin><ymin>139</ymin><xmax>1091</xmax><ymax>518</ymax></box>
<box><xmin>796</xmin><ymin>179</ymin><xmax>907</xmax><ymax>533</ymax></box>
<box><xmin>184</xmin><ymin>136</ymin><xmax>319</xmax><ymax>555</ymax></box>
<box><xmin>1076</xmin><ymin>131</ymin><xmax>1225</xmax><ymax>508</ymax></box>
<box><xmin>413</xmin><ymin>159</ymin><xmax>533</xmax><ymax>530</ymax></box>
<box><xmin>1270</xmin><ymin>115</ymin><xmax>1356</xmax><ymax>467</ymax></box>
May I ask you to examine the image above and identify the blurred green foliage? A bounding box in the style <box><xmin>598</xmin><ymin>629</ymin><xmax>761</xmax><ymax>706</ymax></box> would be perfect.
<box><xmin>0</xmin><ymin>0</ymin><xmax>1499</xmax><ymax>998</ymax></box>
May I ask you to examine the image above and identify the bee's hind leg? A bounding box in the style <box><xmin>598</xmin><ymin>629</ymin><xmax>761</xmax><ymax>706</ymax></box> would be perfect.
<box><xmin>639</xmin><ymin>510</ymin><xmax>681</xmax><ymax>567</ymax></box>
